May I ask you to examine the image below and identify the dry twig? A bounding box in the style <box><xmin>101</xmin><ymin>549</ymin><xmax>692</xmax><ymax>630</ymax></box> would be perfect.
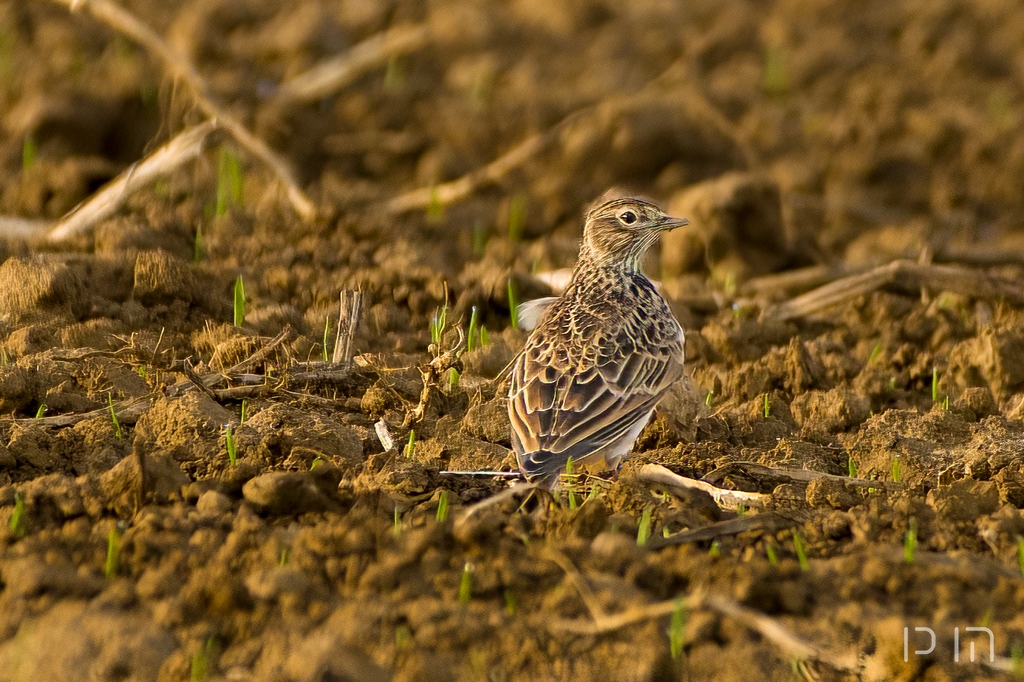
<box><xmin>47</xmin><ymin>121</ymin><xmax>219</xmax><ymax>242</ymax></box>
<box><xmin>769</xmin><ymin>259</ymin><xmax>1024</xmax><ymax>320</ymax></box>
<box><xmin>51</xmin><ymin>0</ymin><xmax>316</xmax><ymax>222</ymax></box>
<box><xmin>275</xmin><ymin>24</ymin><xmax>430</xmax><ymax>104</ymax></box>
<box><xmin>332</xmin><ymin>291</ymin><xmax>363</xmax><ymax>366</ymax></box>
<box><xmin>638</xmin><ymin>464</ymin><xmax>768</xmax><ymax>509</ymax></box>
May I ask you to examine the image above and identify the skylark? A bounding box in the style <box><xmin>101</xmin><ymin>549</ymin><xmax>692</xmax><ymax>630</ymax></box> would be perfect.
<box><xmin>507</xmin><ymin>197</ymin><xmax>688</xmax><ymax>487</ymax></box>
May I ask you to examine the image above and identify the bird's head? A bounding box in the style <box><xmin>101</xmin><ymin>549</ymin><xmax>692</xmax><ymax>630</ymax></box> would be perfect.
<box><xmin>579</xmin><ymin>197</ymin><xmax>688</xmax><ymax>271</ymax></box>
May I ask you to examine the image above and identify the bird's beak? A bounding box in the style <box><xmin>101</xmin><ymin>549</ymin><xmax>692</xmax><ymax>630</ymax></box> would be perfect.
<box><xmin>656</xmin><ymin>215</ymin><xmax>689</xmax><ymax>231</ymax></box>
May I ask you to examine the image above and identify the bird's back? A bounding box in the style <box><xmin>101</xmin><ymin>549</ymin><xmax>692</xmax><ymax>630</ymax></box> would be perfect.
<box><xmin>508</xmin><ymin>268</ymin><xmax>684</xmax><ymax>486</ymax></box>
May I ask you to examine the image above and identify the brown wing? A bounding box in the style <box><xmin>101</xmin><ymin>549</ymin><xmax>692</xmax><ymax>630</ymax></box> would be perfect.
<box><xmin>508</xmin><ymin>326</ymin><xmax>684</xmax><ymax>483</ymax></box>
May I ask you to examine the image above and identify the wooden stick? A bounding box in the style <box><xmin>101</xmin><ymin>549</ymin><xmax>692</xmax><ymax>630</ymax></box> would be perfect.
<box><xmin>332</xmin><ymin>291</ymin><xmax>363</xmax><ymax>366</ymax></box>
<box><xmin>638</xmin><ymin>464</ymin><xmax>768</xmax><ymax>509</ymax></box>
<box><xmin>47</xmin><ymin>121</ymin><xmax>219</xmax><ymax>242</ymax></box>
<box><xmin>769</xmin><ymin>259</ymin><xmax>1024</xmax><ymax>320</ymax></box>
<box><xmin>52</xmin><ymin>0</ymin><xmax>316</xmax><ymax>222</ymax></box>
<box><xmin>552</xmin><ymin>591</ymin><xmax>858</xmax><ymax>671</ymax></box>
<box><xmin>275</xmin><ymin>24</ymin><xmax>430</xmax><ymax>104</ymax></box>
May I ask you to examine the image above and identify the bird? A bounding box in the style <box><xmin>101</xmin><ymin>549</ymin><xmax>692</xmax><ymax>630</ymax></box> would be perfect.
<box><xmin>507</xmin><ymin>196</ymin><xmax>688</xmax><ymax>487</ymax></box>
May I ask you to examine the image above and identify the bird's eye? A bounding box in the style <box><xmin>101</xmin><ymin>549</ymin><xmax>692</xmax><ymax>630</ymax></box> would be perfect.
<box><xmin>617</xmin><ymin>210</ymin><xmax>638</xmax><ymax>225</ymax></box>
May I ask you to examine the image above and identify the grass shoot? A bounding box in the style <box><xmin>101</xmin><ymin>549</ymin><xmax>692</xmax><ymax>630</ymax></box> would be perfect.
<box><xmin>564</xmin><ymin>456</ymin><xmax>578</xmax><ymax>510</ymax></box>
<box><xmin>105</xmin><ymin>525</ymin><xmax>121</xmax><ymax>578</ymax></box>
<box><xmin>448</xmin><ymin>367</ymin><xmax>460</xmax><ymax>390</ymax></box>
<box><xmin>637</xmin><ymin>507</ymin><xmax>653</xmax><ymax>547</ymax></box>
<box><xmin>507</xmin><ymin>194</ymin><xmax>526</xmax><ymax>243</ymax></box>
<box><xmin>891</xmin><ymin>457</ymin><xmax>902</xmax><ymax>483</ymax></box>
<box><xmin>279</xmin><ymin>548</ymin><xmax>289</xmax><ymax>566</ymax></box>
<box><xmin>405</xmin><ymin>429</ymin><xmax>416</xmax><ymax>458</ymax></box>
<box><xmin>1017</xmin><ymin>538</ymin><xmax>1024</xmax><ymax>578</ymax></box>
<box><xmin>240</xmin><ymin>399</ymin><xmax>248</xmax><ymax>424</ymax></box>
<box><xmin>766</xmin><ymin>543</ymin><xmax>779</xmax><ymax>566</ymax></box>
<box><xmin>436</xmin><ymin>490</ymin><xmax>450</xmax><ymax>523</ymax></box>
<box><xmin>763</xmin><ymin>393</ymin><xmax>771</xmax><ymax>418</ymax></box>
<box><xmin>8</xmin><ymin>492</ymin><xmax>24</xmax><ymax>537</ymax></box>
<box><xmin>34</xmin><ymin>404</ymin><xmax>45</xmax><ymax>419</ymax></box>
<box><xmin>708</xmin><ymin>540</ymin><xmax>721</xmax><ymax>558</ymax></box>
<box><xmin>848</xmin><ymin>458</ymin><xmax>858</xmax><ymax>478</ymax></box>
<box><xmin>426</xmin><ymin>185</ymin><xmax>443</xmax><ymax>222</ymax></box>
<box><xmin>792</xmin><ymin>531</ymin><xmax>809</xmax><ymax>572</ymax></box>
<box><xmin>479</xmin><ymin>325</ymin><xmax>490</xmax><ymax>346</ymax></box>
<box><xmin>215</xmin><ymin>146</ymin><xmax>244</xmax><ymax>217</ymax></box>
<box><xmin>430</xmin><ymin>304</ymin><xmax>447</xmax><ymax>346</ymax></box>
<box><xmin>507</xmin><ymin>279</ymin><xmax>520</xmax><ymax>330</ymax></box>
<box><xmin>225</xmin><ymin>425</ymin><xmax>237</xmax><ymax>466</ymax></box>
<box><xmin>868</xmin><ymin>343</ymin><xmax>883</xmax><ymax>363</ymax></box>
<box><xmin>22</xmin><ymin>134</ymin><xmax>36</xmax><ymax>173</ymax></box>
<box><xmin>322</xmin><ymin>314</ymin><xmax>331</xmax><ymax>362</ymax></box>
<box><xmin>108</xmin><ymin>392</ymin><xmax>123</xmax><ymax>439</ymax></box>
<box><xmin>466</xmin><ymin>306</ymin><xmax>480</xmax><ymax>352</ymax></box>
<box><xmin>459</xmin><ymin>562</ymin><xmax>473</xmax><ymax>604</ymax></box>
<box><xmin>931</xmin><ymin>366</ymin><xmax>939</xmax><ymax>403</ymax></box>
<box><xmin>705</xmin><ymin>390</ymin><xmax>714</xmax><ymax>407</ymax></box>
<box><xmin>903</xmin><ymin>519</ymin><xmax>917</xmax><ymax>564</ymax></box>
<box><xmin>233</xmin><ymin>275</ymin><xmax>245</xmax><ymax>327</ymax></box>
<box><xmin>669</xmin><ymin>598</ymin><xmax>686</xmax><ymax>660</ymax></box>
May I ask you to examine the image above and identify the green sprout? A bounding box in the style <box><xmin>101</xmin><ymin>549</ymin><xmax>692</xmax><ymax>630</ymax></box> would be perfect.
<box><xmin>233</xmin><ymin>275</ymin><xmax>245</xmax><ymax>327</ymax></box>
<box><xmin>194</xmin><ymin>224</ymin><xmax>205</xmax><ymax>263</ymax></box>
<box><xmin>240</xmin><ymin>399</ymin><xmax>248</xmax><ymax>424</ymax></box>
<box><xmin>848</xmin><ymin>458</ymin><xmax>858</xmax><ymax>478</ymax></box>
<box><xmin>395</xmin><ymin>625</ymin><xmax>412</xmax><ymax>649</ymax></box>
<box><xmin>479</xmin><ymin>325</ymin><xmax>490</xmax><ymax>346</ymax></box>
<box><xmin>108</xmin><ymin>393</ymin><xmax>123</xmax><ymax>439</ymax></box>
<box><xmin>637</xmin><ymin>507</ymin><xmax>653</xmax><ymax>547</ymax></box>
<box><xmin>942</xmin><ymin>395</ymin><xmax>949</xmax><ymax>411</ymax></box>
<box><xmin>105</xmin><ymin>525</ymin><xmax>121</xmax><ymax>578</ymax></box>
<box><xmin>868</xmin><ymin>343</ymin><xmax>883</xmax><ymax>363</ymax></box>
<box><xmin>279</xmin><ymin>548</ymin><xmax>289</xmax><ymax>566</ymax></box>
<box><xmin>708</xmin><ymin>540</ymin><xmax>721</xmax><ymax>558</ymax></box>
<box><xmin>458</xmin><ymin>562</ymin><xmax>473</xmax><ymax>604</ymax></box>
<box><xmin>564</xmin><ymin>456</ymin><xmax>578</xmax><ymax>510</ymax></box>
<box><xmin>1011</xmin><ymin>642</ymin><xmax>1024</xmax><ymax>678</ymax></box>
<box><xmin>8</xmin><ymin>492</ymin><xmax>25</xmax><ymax>537</ymax></box>
<box><xmin>215</xmin><ymin>147</ymin><xmax>243</xmax><ymax>217</ymax></box>
<box><xmin>392</xmin><ymin>507</ymin><xmax>402</xmax><ymax>537</ymax></box>
<box><xmin>931</xmin><ymin>366</ymin><xmax>939</xmax><ymax>403</ymax></box>
<box><xmin>1017</xmin><ymin>538</ymin><xmax>1024</xmax><ymax>578</ymax></box>
<box><xmin>190</xmin><ymin>638</ymin><xmax>219</xmax><ymax>682</ymax></box>
<box><xmin>310</xmin><ymin>456</ymin><xmax>324</xmax><ymax>471</ymax></box>
<box><xmin>903</xmin><ymin>519</ymin><xmax>917</xmax><ymax>564</ymax></box>
<box><xmin>404</xmin><ymin>429</ymin><xmax>416</xmax><ymax>458</ymax></box>
<box><xmin>448</xmin><ymin>367</ymin><xmax>461</xmax><ymax>390</ymax></box>
<box><xmin>762</xmin><ymin>45</ymin><xmax>789</xmax><ymax>96</ymax></box>
<box><xmin>766</xmin><ymin>543</ymin><xmax>778</xmax><ymax>566</ymax></box>
<box><xmin>668</xmin><ymin>598</ymin><xmax>686</xmax><ymax>660</ymax></box>
<box><xmin>384</xmin><ymin>54</ymin><xmax>405</xmax><ymax>91</ymax></box>
<box><xmin>430</xmin><ymin>304</ymin><xmax>447</xmax><ymax>346</ymax></box>
<box><xmin>436</xmin><ymin>490</ymin><xmax>450</xmax><ymax>523</ymax></box>
<box><xmin>34</xmin><ymin>404</ymin><xmax>46</xmax><ymax>419</ymax></box>
<box><xmin>22</xmin><ymin>134</ymin><xmax>36</xmax><ymax>173</ymax></box>
<box><xmin>507</xmin><ymin>194</ymin><xmax>526</xmax><ymax>244</ymax></box>
<box><xmin>704</xmin><ymin>390</ymin><xmax>714</xmax><ymax>407</ymax></box>
<box><xmin>426</xmin><ymin>185</ymin><xmax>443</xmax><ymax>223</ymax></box>
<box><xmin>891</xmin><ymin>458</ymin><xmax>902</xmax><ymax>483</ymax></box>
<box><xmin>466</xmin><ymin>306</ymin><xmax>480</xmax><ymax>352</ymax></box>
<box><xmin>507</xmin><ymin>279</ymin><xmax>520</xmax><ymax>330</ymax></box>
<box><xmin>224</xmin><ymin>425</ymin><xmax>237</xmax><ymax>466</ymax></box>
<box><xmin>763</xmin><ymin>394</ymin><xmax>771</xmax><ymax>418</ymax></box>
<box><xmin>472</xmin><ymin>222</ymin><xmax>489</xmax><ymax>256</ymax></box>
<box><xmin>792</xmin><ymin>531</ymin><xmax>809</xmax><ymax>571</ymax></box>
<box><xmin>504</xmin><ymin>589</ymin><xmax>517</xmax><ymax>615</ymax></box>
<box><xmin>322</xmin><ymin>314</ymin><xmax>331</xmax><ymax>362</ymax></box>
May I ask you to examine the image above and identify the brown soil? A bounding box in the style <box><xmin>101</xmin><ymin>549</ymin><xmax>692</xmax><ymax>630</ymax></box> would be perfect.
<box><xmin>3</xmin><ymin>0</ymin><xmax>1024</xmax><ymax>680</ymax></box>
